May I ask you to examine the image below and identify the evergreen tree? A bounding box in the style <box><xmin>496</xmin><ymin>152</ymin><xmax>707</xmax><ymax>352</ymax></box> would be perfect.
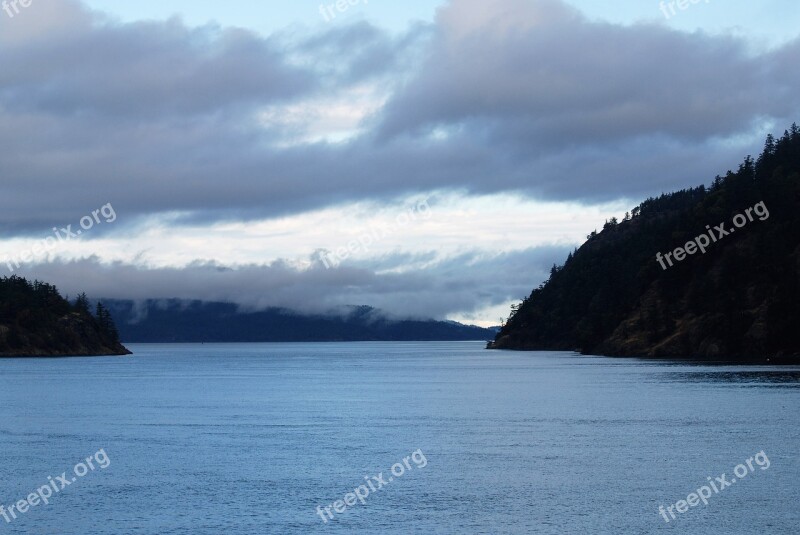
<box><xmin>74</xmin><ymin>293</ymin><xmax>90</xmax><ymax>314</ymax></box>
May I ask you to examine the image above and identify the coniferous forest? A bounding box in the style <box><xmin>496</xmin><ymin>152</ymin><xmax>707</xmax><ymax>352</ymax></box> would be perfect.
<box><xmin>489</xmin><ymin>125</ymin><xmax>800</xmax><ymax>362</ymax></box>
<box><xmin>0</xmin><ymin>276</ymin><xmax>130</xmax><ymax>357</ymax></box>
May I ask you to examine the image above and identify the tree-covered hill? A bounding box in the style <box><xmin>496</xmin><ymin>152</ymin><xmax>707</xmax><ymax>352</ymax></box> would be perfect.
<box><xmin>489</xmin><ymin>125</ymin><xmax>800</xmax><ymax>362</ymax></box>
<box><xmin>0</xmin><ymin>276</ymin><xmax>130</xmax><ymax>357</ymax></box>
<box><xmin>103</xmin><ymin>300</ymin><xmax>497</xmax><ymax>343</ymax></box>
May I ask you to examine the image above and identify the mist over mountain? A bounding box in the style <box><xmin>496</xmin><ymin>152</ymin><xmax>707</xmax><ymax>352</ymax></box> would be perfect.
<box><xmin>104</xmin><ymin>299</ymin><xmax>497</xmax><ymax>343</ymax></box>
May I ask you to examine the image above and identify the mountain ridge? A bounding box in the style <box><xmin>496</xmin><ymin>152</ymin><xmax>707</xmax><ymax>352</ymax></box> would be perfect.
<box><xmin>104</xmin><ymin>299</ymin><xmax>497</xmax><ymax>343</ymax></box>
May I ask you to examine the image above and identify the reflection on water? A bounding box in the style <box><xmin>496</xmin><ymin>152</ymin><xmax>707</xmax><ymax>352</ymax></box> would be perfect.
<box><xmin>663</xmin><ymin>370</ymin><xmax>800</xmax><ymax>386</ymax></box>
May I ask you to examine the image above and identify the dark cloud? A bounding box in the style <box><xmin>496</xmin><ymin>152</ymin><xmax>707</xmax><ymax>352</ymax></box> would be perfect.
<box><xmin>0</xmin><ymin>0</ymin><xmax>797</xmax><ymax>233</ymax></box>
<box><xmin>380</xmin><ymin>1</ymin><xmax>780</xmax><ymax>143</ymax></box>
<box><xmin>2</xmin><ymin>22</ymin><xmax>314</xmax><ymax>119</ymax></box>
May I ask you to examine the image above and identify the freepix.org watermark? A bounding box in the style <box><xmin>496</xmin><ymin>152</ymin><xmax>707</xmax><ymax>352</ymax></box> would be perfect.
<box><xmin>3</xmin><ymin>203</ymin><xmax>117</xmax><ymax>273</ymax></box>
<box><xmin>319</xmin><ymin>0</ymin><xmax>368</xmax><ymax>22</ymax></box>
<box><xmin>0</xmin><ymin>449</ymin><xmax>111</xmax><ymax>525</ymax></box>
<box><xmin>2</xmin><ymin>0</ymin><xmax>33</xmax><ymax>19</ymax></box>
<box><xmin>319</xmin><ymin>198</ymin><xmax>431</xmax><ymax>269</ymax></box>
<box><xmin>655</xmin><ymin>201</ymin><xmax>769</xmax><ymax>271</ymax></box>
<box><xmin>659</xmin><ymin>0</ymin><xmax>711</xmax><ymax>20</ymax></box>
<box><xmin>658</xmin><ymin>450</ymin><xmax>770</xmax><ymax>523</ymax></box>
<box><xmin>316</xmin><ymin>449</ymin><xmax>427</xmax><ymax>523</ymax></box>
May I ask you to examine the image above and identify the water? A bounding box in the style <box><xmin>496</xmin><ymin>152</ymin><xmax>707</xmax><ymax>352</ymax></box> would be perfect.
<box><xmin>0</xmin><ymin>342</ymin><xmax>798</xmax><ymax>534</ymax></box>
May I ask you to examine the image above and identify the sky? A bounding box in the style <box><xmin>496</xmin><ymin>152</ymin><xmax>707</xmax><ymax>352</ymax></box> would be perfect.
<box><xmin>0</xmin><ymin>0</ymin><xmax>798</xmax><ymax>326</ymax></box>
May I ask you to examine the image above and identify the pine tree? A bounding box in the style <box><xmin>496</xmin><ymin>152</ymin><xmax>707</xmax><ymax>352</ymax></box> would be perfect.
<box><xmin>74</xmin><ymin>293</ymin><xmax>90</xmax><ymax>314</ymax></box>
<box><xmin>95</xmin><ymin>302</ymin><xmax>120</xmax><ymax>343</ymax></box>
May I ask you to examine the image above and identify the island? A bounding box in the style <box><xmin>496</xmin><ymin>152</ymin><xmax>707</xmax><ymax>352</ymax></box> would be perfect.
<box><xmin>0</xmin><ymin>276</ymin><xmax>130</xmax><ymax>357</ymax></box>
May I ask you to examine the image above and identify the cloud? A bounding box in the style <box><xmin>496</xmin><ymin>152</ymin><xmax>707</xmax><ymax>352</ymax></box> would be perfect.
<box><xmin>2</xmin><ymin>23</ymin><xmax>313</xmax><ymax>121</ymax></box>
<box><xmin>14</xmin><ymin>245</ymin><xmax>570</xmax><ymax>320</ymax></box>
<box><xmin>1</xmin><ymin>0</ymin><xmax>796</xmax><ymax>322</ymax></box>
<box><xmin>0</xmin><ymin>0</ymin><xmax>797</xmax><ymax>234</ymax></box>
<box><xmin>380</xmin><ymin>0</ymin><xmax>781</xmax><ymax>142</ymax></box>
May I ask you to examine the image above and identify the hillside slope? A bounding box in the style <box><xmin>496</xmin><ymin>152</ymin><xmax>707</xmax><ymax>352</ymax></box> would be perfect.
<box><xmin>0</xmin><ymin>277</ymin><xmax>130</xmax><ymax>357</ymax></box>
<box><xmin>104</xmin><ymin>300</ymin><xmax>497</xmax><ymax>342</ymax></box>
<box><xmin>489</xmin><ymin>126</ymin><xmax>800</xmax><ymax>362</ymax></box>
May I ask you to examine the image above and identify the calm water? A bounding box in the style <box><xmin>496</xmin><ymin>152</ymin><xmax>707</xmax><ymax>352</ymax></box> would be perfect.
<box><xmin>0</xmin><ymin>342</ymin><xmax>798</xmax><ymax>534</ymax></box>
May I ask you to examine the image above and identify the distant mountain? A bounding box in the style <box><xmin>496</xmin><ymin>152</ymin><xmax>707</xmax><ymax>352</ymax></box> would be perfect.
<box><xmin>104</xmin><ymin>300</ymin><xmax>497</xmax><ymax>343</ymax></box>
<box><xmin>0</xmin><ymin>276</ymin><xmax>130</xmax><ymax>357</ymax></box>
<box><xmin>489</xmin><ymin>124</ymin><xmax>800</xmax><ymax>362</ymax></box>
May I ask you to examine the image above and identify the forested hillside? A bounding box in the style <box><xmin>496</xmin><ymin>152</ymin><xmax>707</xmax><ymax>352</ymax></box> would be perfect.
<box><xmin>104</xmin><ymin>300</ymin><xmax>497</xmax><ymax>342</ymax></box>
<box><xmin>0</xmin><ymin>276</ymin><xmax>130</xmax><ymax>357</ymax></box>
<box><xmin>489</xmin><ymin>125</ymin><xmax>800</xmax><ymax>362</ymax></box>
